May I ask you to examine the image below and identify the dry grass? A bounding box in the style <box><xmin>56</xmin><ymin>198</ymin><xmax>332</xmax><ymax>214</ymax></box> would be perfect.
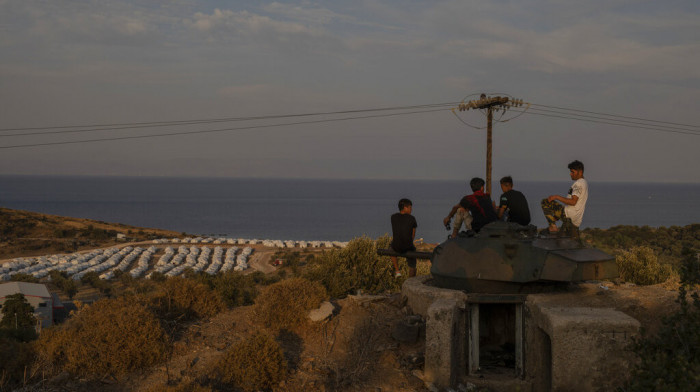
<box><xmin>144</xmin><ymin>381</ymin><xmax>213</xmax><ymax>392</ymax></box>
<box><xmin>320</xmin><ymin>317</ymin><xmax>383</xmax><ymax>390</ymax></box>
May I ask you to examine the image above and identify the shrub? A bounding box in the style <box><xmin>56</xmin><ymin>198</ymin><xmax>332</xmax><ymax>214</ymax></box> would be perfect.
<box><xmin>81</xmin><ymin>271</ymin><xmax>112</xmax><ymax>296</ymax></box>
<box><xmin>304</xmin><ymin>235</ymin><xmax>399</xmax><ymax>298</ymax></box>
<box><xmin>9</xmin><ymin>273</ymin><xmax>38</xmax><ymax>283</ymax></box>
<box><xmin>0</xmin><ymin>337</ymin><xmax>35</xmax><ymax>390</ymax></box>
<box><xmin>35</xmin><ymin>296</ymin><xmax>169</xmax><ymax>378</ymax></box>
<box><xmin>210</xmin><ymin>272</ymin><xmax>258</xmax><ymax>307</ymax></box>
<box><xmin>151</xmin><ymin>277</ymin><xmax>225</xmax><ymax>321</ymax></box>
<box><xmin>616</xmin><ymin>246</ymin><xmax>674</xmax><ymax>285</ymax></box>
<box><xmin>254</xmin><ymin>278</ymin><xmax>327</xmax><ymax>330</ymax></box>
<box><xmin>49</xmin><ymin>270</ymin><xmax>78</xmax><ymax>299</ymax></box>
<box><xmin>624</xmin><ymin>251</ymin><xmax>700</xmax><ymax>391</ymax></box>
<box><xmin>186</xmin><ymin>271</ymin><xmax>258</xmax><ymax>307</ymax></box>
<box><xmin>215</xmin><ymin>333</ymin><xmax>287</xmax><ymax>392</ymax></box>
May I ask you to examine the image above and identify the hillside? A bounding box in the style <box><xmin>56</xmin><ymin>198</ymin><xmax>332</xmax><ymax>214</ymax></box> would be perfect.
<box><xmin>0</xmin><ymin>207</ymin><xmax>182</xmax><ymax>260</ymax></box>
<box><xmin>0</xmin><ymin>209</ymin><xmax>697</xmax><ymax>392</ymax></box>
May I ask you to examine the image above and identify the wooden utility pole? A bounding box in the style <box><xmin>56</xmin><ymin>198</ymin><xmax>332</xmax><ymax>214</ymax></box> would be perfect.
<box><xmin>457</xmin><ymin>94</ymin><xmax>525</xmax><ymax>194</ymax></box>
<box><xmin>486</xmin><ymin>106</ymin><xmax>493</xmax><ymax>194</ymax></box>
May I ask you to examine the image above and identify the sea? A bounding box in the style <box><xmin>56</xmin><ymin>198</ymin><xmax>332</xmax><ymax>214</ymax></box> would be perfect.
<box><xmin>0</xmin><ymin>175</ymin><xmax>698</xmax><ymax>244</ymax></box>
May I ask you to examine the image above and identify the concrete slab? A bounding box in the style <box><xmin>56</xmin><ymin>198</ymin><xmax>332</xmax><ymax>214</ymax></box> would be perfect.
<box><xmin>402</xmin><ymin>276</ymin><xmax>468</xmax><ymax>318</ymax></box>
<box><xmin>527</xmin><ymin>304</ymin><xmax>640</xmax><ymax>392</ymax></box>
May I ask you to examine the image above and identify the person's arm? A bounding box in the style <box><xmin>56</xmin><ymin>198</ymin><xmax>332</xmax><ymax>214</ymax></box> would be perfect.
<box><xmin>443</xmin><ymin>204</ymin><xmax>460</xmax><ymax>226</ymax></box>
<box><xmin>547</xmin><ymin>194</ymin><xmax>579</xmax><ymax>206</ymax></box>
<box><xmin>497</xmin><ymin>205</ymin><xmax>507</xmax><ymax>219</ymax></box>
<box><xmin>412</xmin><ymin>227</ymin><xmax>416</xmax><ymax>241</ymax></box>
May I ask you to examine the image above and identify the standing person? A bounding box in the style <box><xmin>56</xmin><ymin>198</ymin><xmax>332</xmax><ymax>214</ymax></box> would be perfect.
<box><xmin>390</xmin><ymin>198</ymin><xmax>418</xmax><ymax>278</ymax></box>
<box><xmin>444</xmin><ymin>177</ymin><xmax>497</xmax><ymax>234</ymax></box>
<box><xmin>541</xmin><ymin>160</ymin><xmax>588</xmax><ymax>234</ymax></box>
<box><xmin>497</xmin><ymin>176</ymin><xmax>531</xmax><ymax>226</ymax></box>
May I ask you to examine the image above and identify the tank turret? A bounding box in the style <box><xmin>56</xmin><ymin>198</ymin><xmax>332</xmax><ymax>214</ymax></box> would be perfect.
<box><xmin>430</xmin><ymin>221</ymin><xmax>617</xmax><ymax>293</ymax></box>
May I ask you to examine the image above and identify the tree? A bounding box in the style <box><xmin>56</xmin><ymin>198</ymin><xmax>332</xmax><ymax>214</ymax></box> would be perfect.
<box><xmin>0</xmin><ymin>293</ymin><xmax>36</xmax><ymax>330</ymax></box>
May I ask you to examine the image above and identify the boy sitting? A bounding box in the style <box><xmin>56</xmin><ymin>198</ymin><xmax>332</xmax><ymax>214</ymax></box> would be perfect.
<box><xmin>390</xmin><ymin>198</ymin><xmax>418</xmax><ymax>278</ymax></box>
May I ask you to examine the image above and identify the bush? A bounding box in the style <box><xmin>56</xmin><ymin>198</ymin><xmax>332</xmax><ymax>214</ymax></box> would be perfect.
<box><xmin>215</xmin><ymin>333</ymin><xmax>287</xmax><ymax>392</ymax></box>
<box><xmin>209</xmin><ymin>272</ymin><xmax>258</xmax><ymax>307</ymax></box>
<box><xmin>81</xmin><ymin>271</ymin><xmax>112</xmax><ymax>296</ymax></box>
<box><xmin>304</xmin><ymin>235</ymin><xmax>400</xmax><ymax>298</ymax></box>
<box><xmin>9</xmin><ymin>273</ymin><xmax>38</xmax><ymax>283</ymax></box>
<box><xmin>616</xmin><ymin>246</ymin><xmax>674</xmax><ymax>285</ymax></box>
<box><xmin>624</xmin><ymin>251</ymin><xmax>700</xmax><ymax>391</ymax></box>
<box><xmin>254</xmin><ymin>278</ymin><xmax>327</xmax><ymax>330</ymax></box>
<box><xmin>49</xmin><ymin>270</ymin><xmax>78</xmax><ymax>299</ymax></box>
<box><xmin>151</xmin><ymin>277</ymin><xmax>225</xmax><ymax>321</ymax></box>
<box><xmin>0</xmin><ymin>336</ymin><xmax>35</xmax><ymax>390</ymax></box>
<box><xmin>35</xmin><ymin>296</ymin><xmax>169</xmax><ymax>378</ymax></box>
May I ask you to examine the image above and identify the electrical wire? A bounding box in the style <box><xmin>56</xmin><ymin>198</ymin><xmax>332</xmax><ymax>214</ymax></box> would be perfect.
<box><xmin>0</xmin><ymin>107</ymin><xmax>448</xmax><ymax>150</ymax></box>
<box><xmin>3</xmin><ymin>97</ymin><xmax>699</xmax><ymax>151</ymax></box>
<box><xmin>531</xmin><ymin>103</ymin><xmax>700</xmax><ymax>130</ymax></box>
<box><xmin>0</xmin><ymin>102</ymin><xmax>459</xmax><ymax>134</ymax></box>
<box><xmin>509</xmin><ymin>107</ymin><xmax>700</xmax><ymax>136</ymax></box>
<box><xmin>526</xmin><ymin>106</ymin><xmax>700</xmax><ymax>134</ymax></box>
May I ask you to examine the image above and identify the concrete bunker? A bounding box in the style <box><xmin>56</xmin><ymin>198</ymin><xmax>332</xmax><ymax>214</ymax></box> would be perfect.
<box><xmin>403</xmin><ymin>276</ymin><xmax>640</xmax><ymax>392</ymax></box>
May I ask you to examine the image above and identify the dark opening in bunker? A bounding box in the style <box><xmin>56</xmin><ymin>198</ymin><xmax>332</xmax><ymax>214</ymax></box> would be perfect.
<box><xmin>479</xmin><ymin>303</ymin><xmax>517</xmax><ymax>373</ymax></box>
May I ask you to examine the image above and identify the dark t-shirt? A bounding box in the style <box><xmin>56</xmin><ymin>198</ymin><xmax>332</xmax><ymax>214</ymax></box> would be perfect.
<box><xmin>499</xmin><ymin>189</ymin><xmax>531</xmax><ymax>226</ymax></box>
<box><xmin>391</xmin><ymin>213</ymin><xmax>417</xmax><ymax>252</ymax></box>
<box><xmin>459</xmin><ymin>191</ymin><xmax>497</xmax><ymax>232</ymax></box>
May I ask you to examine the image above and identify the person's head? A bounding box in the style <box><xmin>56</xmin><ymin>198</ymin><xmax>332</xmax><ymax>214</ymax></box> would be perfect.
<box><xmin>499</xmin><ymin>176</ymin><xmax>513</xmax><ymax>192</ymax></box>
<box><xmin>567</xmin><ymin>160</ymin><xmax>584</xmax><ymax>180</ymax></box>
<box><xmin>398</xmin><ymin>198</ymin><xmax>413</xmax><ymax>213</ymax></box>
<box><xmin>469</xmin><ymin>177</ymin><xmax>485</xmax><ymax>192</ymax></box>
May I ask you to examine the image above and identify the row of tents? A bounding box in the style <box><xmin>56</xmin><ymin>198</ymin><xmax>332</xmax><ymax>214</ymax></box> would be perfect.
<box><xmin>0</xmin><ymin>245</ymin><xmax>253</xmax><ymax>282</ymax></box>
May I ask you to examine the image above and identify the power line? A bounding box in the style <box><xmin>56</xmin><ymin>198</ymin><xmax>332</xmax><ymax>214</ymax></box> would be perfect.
<box><xmin>531</xmin><ymin>103</ymin><xmax>700</xmax><ymax>130</ymax></box>
<box><xmin>510</xmin><ymin>107</ymin><xmax>700</xmax><ymax>136</ymax></box>
<box><xmin>3</xmin><ymin>99</ymin><xmax>699</xmax><ymax>151</ymax></box>
<box><xmin>527</xmin><ymin>107</ymin><xmax>700</xmax><ymax>134</ymax></box>
<box><xmin>0</xmin><ymin>102</ymin><xmax>459</xmax><ymax>134</ymax></box>
<box><xmin>0</xmin><ymin>107</ymin><xmax>448</xmax><ymax>150</ymax></box>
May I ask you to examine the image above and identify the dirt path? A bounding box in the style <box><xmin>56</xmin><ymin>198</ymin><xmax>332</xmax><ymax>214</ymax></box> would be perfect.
<box><xmin>248</xmin><ymin>248</ymin><xmax>276</xmax><ymax>273</ymax></box>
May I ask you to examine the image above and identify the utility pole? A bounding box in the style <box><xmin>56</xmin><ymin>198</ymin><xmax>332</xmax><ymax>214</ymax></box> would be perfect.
<box><xmin>458</xmin><ymin>94</ymin><xmax>525</xmax><ymax>194</ymax></box>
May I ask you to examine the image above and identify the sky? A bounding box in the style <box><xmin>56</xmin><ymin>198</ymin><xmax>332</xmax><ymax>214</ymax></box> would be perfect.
<box><xmin>1</xmin><ymin>0</ymin><xmax>699</xmax><ymax>183</ymax></box>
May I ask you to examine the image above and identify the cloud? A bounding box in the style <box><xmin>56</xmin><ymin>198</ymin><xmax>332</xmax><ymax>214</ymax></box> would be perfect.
<box><xmin>263</xmin><ymin>2</ymin><xmax>351</xmax><ymax>25</ymax></box>
<box><xmin>188</xmin><ymin>9</ymin><xmax>320</xmax><ymax>36</ymax></box>
<box><xmin>425</xmin><ymin>4</ymin><xmax>700</xmax><ymax>80</ymax></box>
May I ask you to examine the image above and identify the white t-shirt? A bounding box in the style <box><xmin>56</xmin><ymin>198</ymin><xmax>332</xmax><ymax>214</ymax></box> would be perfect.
<box><xmin>564</xmin><ymin>178</ymin><xmax>588</xmax><ymax>227</ymax></box>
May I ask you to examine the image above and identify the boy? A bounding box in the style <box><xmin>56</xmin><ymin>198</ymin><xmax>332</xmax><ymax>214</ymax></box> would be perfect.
<box><xmin>541</xmin><ymin>160</ymin><xmax>588</xmax><ymax>235</ymax></box>
<box><xmin>390</xmin><ymin>198</ymin><xmax>417</xmax><ymax>278</ymax></box>
<box><xmin>445</xmin><ymin>177</ymin><xmax>497</xmax><ymax>234</ymax></box>
<box><xmin>497</xmin><ymin>176</ymin><xmax>531</xmax><ymax>226</ymax></box>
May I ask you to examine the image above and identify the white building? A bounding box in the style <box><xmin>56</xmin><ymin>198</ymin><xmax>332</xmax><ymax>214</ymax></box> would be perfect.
<box><xmin>0</xmin><ymin>282</ymin><xmax>54</xmax><ymax>329</ymax></box>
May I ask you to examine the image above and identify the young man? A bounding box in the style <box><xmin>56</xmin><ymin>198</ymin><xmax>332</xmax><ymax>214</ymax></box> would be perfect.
<box><xmin>541</xmin><ymin>160</ymin><xmax>588</xmax><ymax>234</ymax></box>
<box><xmin>390</xmin><ymin>198</ymin><xmax>417</xmax><ymax>278</ymax></box>
<box><xmin>497</xmin><ymin>176</ymin><xmax>531</xmax><ymax>226</ymax></box>
<box><xmin>444</xmin><ymin>177</ymin><xmax>497</xmax><ymax>234</ymax></box>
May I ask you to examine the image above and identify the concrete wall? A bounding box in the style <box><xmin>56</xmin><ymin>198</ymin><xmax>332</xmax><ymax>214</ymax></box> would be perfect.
<box><xmin>402</xmin><ymin>277</ymin><xmax>642</xmax><ymax>392</ymax></box>
<box><xmin>525</xmin><ymin>300</ymin><xmax>640</xmax><ymax>392</ymax></box>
